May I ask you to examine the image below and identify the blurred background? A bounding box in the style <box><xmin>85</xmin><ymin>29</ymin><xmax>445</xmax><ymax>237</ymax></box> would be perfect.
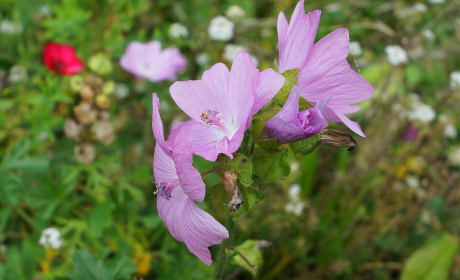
<box><xmin>1</xmin><ymin>0</ymin><xmax>460</xmax><ymax>279</ymax></box>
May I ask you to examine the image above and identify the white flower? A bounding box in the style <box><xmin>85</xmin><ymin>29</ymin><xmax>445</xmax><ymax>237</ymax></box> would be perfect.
<box><xmin>225</xmin><ymin>5</ymin><xmax>245</xmax><ymax>21</ymax></box>
<box><xmin>385</xmin><ymin>45</ymin><xmax>408</xmax><ymax>66</ymax></box>
<box><xmin>405</xmin><ymin>175</ymin><xmax>420</xmax><ymax>189</ymax></box>
<box><xmin>290</xmin><ymin>162</ymin><xmax>300</xmax><ymax>172</ymax></box>
<box><xmin>208</xmin><ymin>16</ymin><xmax>234</xmax><ymax>41</ymax></box>
<box><xmin>168</xmin><ymin>23</ymin><xmax>189</xmax><ymax>39</ymax></box>
<box><xmin>407</xmin><ymin>103</ymin><xmax>435</xmax><ymax>123</ymax></box>
<box><xmin>0</xmin><ymin>19</ymin><xmax>23</xmax><ymax>34</ymax></box>
<box><xmin>195</xmin><ymin>53</ymin><xmax>210</xmax><ymax>66</ymax></box>
<box><xmin>448</xmin><ymin>146</ymin><xmax>460</xmax><ymax>166</ymax></box>
<box><xmin>398</xmin><ymin>3</ymin><xmax>427</xmax><ymax>18</ymax></box>
<box><xmin>288</xmin><ymin>184</ymin><xmax>301</xmax><ymax>200</ymax></box>
<box><xmin>114</xmin><ymin>83</ymin><xmax>129</xmax><ymax>100</ymax></box>
<box><xmin>349</xmin><ymin>41</ymin><xmax>362</xmax><ymax>56</ymax></box>
<box><xmin>222</xmin><ymin>44</ymin><xmax>259</xmax><ymax>66</ymax></box>
<box><xmin>428</xmin><ymin>0</ymin><xmax>444</xmax><ymax>4</ymax></box>
<box><xmin>38</xmin><ymin>4</ymin><xmax>51</xmax><ymax>16</ymax></box>
<box><xmin>324</xmin><ymin>3</ymin><xmax>342</xmax><ymax>13</ymax></box>
<box><xmin>414</xmin><ymin>3</ymin><xmax>428</xmax><ymax>12</ymax></box>
<box><xmin>39</xmin><ymin>227</ymin><xmax>64</xmax><ymax>249</ymax></box>
<box><xmin>422</xmin><ymin>29</ymin><xmax>435</xmax><ymax>41</ymax></box>
<box><xmin>450</xmin><ymin>71</ymin><xmax>460</xmax><ymax>90</ymax></box>
<box><xmin>285</xmin><ymin>201</ymin><xmax>305</xmax><ymax>216</ymax></box>
<box><xmin>8</xmin><ymin>65</ymin><xmax>27</xmax><ymax>83</ymax></box>
<box><xmin>444</xmin><ymin>124</ymin><xmax>457</xmax><ymax>139</ymax></box>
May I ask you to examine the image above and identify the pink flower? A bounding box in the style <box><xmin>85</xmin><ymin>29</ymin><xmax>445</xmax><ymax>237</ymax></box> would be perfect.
<box><xmin>120</xmin><ymin>41</ymin><xmax>186</xmax><ymax>82</ymax></box>
<box><xmin>152</xmin><ymin>93</ymin><xmax>228</xmax><ymax>265</ymax></box>
<box><xmin>264</xmin><ymin>85</ymin><xmax>329</xmax><ymax>143</ymax></box>
<box><xmin>166</xmin><ymin>51</ymin><xmax>284</xmax><ymax>161</ymax></box>
<box><xmin>277</xmin><ymin>0</ymin><xmax>374</xmax><ymax>137</ymax></box>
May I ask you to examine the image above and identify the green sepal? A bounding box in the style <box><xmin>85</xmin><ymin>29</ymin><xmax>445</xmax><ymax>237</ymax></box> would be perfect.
<box><xmin>290</xmin><ymin>134</ymin><xmax>321</xmax><ymax>156</ymax></box>
<box><xmin>274</xmin><ymin>68</ymin><xmax>298</xmax><ymax>104</ymax></box>
<box><xmin>88</xmin><ymin>53</ymin><xmax>113</xmax><ymax>75</ymax></box>
<box><xmin>227</xmin><ymin>240</ymin><xmax>263</xmax><ymax>276</ymax></box>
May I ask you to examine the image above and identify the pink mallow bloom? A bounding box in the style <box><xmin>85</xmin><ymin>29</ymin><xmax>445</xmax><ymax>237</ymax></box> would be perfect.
<box><xmin>277</xmin><ymin>0</ymin><xmax>374</xmax><ymax>137</ymax></box>
<box><xmin>120</xmin><ymin>40</ymin><xmax>186</xmax><ymax>82</ymax></box>
<box><xmin>264</xmin><ymin>85</ymin><xmax>329</xmax><ymax>143</ymax></box>
<box><xmin>166</xmin><ymin>50</ymin><xmax>285</xmax><ymax>161</ymax></box>
<box><xmin>152</xmin><ymin>93</ymin><xmax>228</xmax><ymax>265</ymax></box>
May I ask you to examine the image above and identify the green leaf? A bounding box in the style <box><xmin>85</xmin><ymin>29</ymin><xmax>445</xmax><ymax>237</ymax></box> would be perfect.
<box><xmin>253</xmin><ymin>147</ymin><xmax>290</xmax><ymax>182</ymax></box>
<box><xmin>69</xmin><ymin>249</ymin><xmax>112</xmax><ymax>280</ymax></box>
<box><xmin>88</xmin><ymin>53</ymin><xmax>113</xmax><ymax>75</ymax></box>
<box><xmin>207</xmin><ymin>183</ymin><xmax>262</xmax><ymax>217</ymax></box>
<box><xmin>229</xmin><ymin>240</ymin><xmax>263</xmax><ymax>276</ymax></box>
<box><xmin>290</xmin><ymin>134</ymin><xmax>320</xmax><ymax>156</ymax></box>
<box><xmin>274</xmin><ymin>68</ymin><xmax>298</xmax><ymax>104</ymax></box>
<box><xmin>401</xmin><ymin>234</ymin><xmax>459</xmax><ymax>280</ymax></box>
<box><xmin>87</xmin><ymin>199</ymin><xmax>115</xmax><ymax>238</ymax></box>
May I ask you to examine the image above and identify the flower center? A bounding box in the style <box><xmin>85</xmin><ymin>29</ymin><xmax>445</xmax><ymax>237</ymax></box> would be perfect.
<box><xmin>153</xmin><ymin>180</ymin><xmax>174</xmax><ymax>200</ymax></box>
<box><xmin>52</xmin><ymin>60</ymin><xmax>65</xmax><ymax>72</ymax></box>
<box><xmin>200</xmin><ymin>109</ymin><xmax>233</xmax><ymax>136</ymax></box>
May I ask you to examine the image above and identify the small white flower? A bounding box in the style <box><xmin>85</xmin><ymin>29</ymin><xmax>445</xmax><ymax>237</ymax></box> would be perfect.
<box><xmin>385</xmin><ymin>45</ymin><xmax>408</xmax><ymax>66</ymax></box>
<box><xmin>398</xmin><ymin>3</ymin><xmax>427</xmax><ymax>18</ymax></box>
<box><xmin>114</xmin><ymin>83</ymin><xmax>129</xmax><ymax>100</ymax></box>
<box><xmin>168</xmin><ymin>23</ymin><xmax>189</xmax><ymax>39</ymax></box>
<box><xmin>195</xmin><ymin>53</ymin><xmax>210</xmax><ymax>66</ymax></box>
<box><xmin>290</xmin><ymin>162</ymin><xmax>300</xmax><ymax>172</ymax></box>
<box><xmin>448</xmin><ymin>146</ymin><xmax>460</xmax><ymax>166</ymax></box>
<box><xmin>420</xmin><ymin>210</ymin><xmax>432</xmax><ymax>223</ymax></box>
<box><xmin>38</xmin><ymin>4</ymin><xmax>52</xmax><ymax>16</ymax></box>
<box><xmin>285</xmin><ymin>201</ymin><xmax>305</xmax><ymax>216</ymax></box>
<box><xmin>422</xmin><ymin>29</ymin><xmax>435</xmax><ymax>41</ymax></box>
<box><xmin>349</xmin><ymin>41</ymin><xmax>362</xmax><ymax>56</ymax></box>
<box><xmin>414</xmin><ymin>3</ymin><xmax>428</xmax><ymax>12</ymax></box>
<box><xmin>405</xmin><ymin>175</ymin><xmax>420</xmax><ymax>189</ymax></box>
<box><xmin>0</xmin><ymin>19</ymin><xmax>23</xmax><ymax>34</ymax></box>
<box><xmin>288</xmin><ymin>184</ymin><xmax>301</xmax><ymax>200</ymax></box>
<box><xmin>407</xmin><ymin>103</ymin><xmax>435</xmax><ymax>123</ymax></box>
<box><xmin>428</xmin><ymin>0</ymin><xmax>444</xmax><ymax>4</ymax></box>
<box><xmin>208</xmin><ymin>16</ymin><xmax>234</xmax><ymax>41</ymax></box>
<box><xmin>8</xmin><ymin>65</ymin><xmax>27</xmax><ymax>83</ymax></box>
<box><xmin>450</xmin><ymin>71</ymin><xmax>460</xmax><ymax>90</ymax></box>
<box><xmin>225</xmin><ymin>5</ymin><xmax>245</xmax><ymax>21</ymax></box>
<box><xmin>324</xmin><ymin>3</ymin><xmax>342</xmax><ymax>13</ymax></box>
<box><xmin>223</xmin><ymin>44</ymin><xmax>247</xmax><ymax>62</ymax></box>
<box><xmin>39</xmin><ymin>227</ymin><xmax>64</xmax><ymax>249</ymax></box>
<box><xmin>444</xmin><ymin>124</ymin><xmax>457</xmax><ymax>139</ymax></box>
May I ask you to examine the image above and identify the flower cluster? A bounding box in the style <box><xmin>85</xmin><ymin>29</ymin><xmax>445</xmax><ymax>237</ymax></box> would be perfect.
<box><xmin>151</xmin><ymin>0</ymin><xmax>373</xmax><ymax>265</ymax></box>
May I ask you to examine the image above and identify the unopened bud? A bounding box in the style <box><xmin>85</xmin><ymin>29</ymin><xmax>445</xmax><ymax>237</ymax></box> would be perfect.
<box><xmin>222</xmin><ymin>171</ymin><xmax>243</xmax><ymax>212</ymax></box>
<box><xmin>74</xmin><ymin>143</ymin><xmax>96</xmax><ymax>164</ymax></box>
<box><xmin>70</xmin><ymin>75</ymin><xmax>84</xmax><ymax>92</ymax></box>
<box><xmin>74</xmin><ymin>102</ymin><xmax>97</xmax><ymax>125</ymax></box>
<box><xmin>319</xmin><ymin>129</ymin><xmax>356</xmax><ymax>151</ymax></box>
<box><xmin>95</xmin><ymin>94</ymin><xmax>111</xmax><ymax>109</ymax></box>
<box><xmin>80</xmin><ymin>86</ymin><xmax>94</xmax><ymax>101</ymax></box>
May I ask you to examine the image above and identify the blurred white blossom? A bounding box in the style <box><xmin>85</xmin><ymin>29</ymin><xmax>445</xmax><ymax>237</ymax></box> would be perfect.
<box><xmin>195</xmin><ymin>53</ymin><xmax>210</xmax><ymax>66</ymax></box>
<box><xmin>398</xmin><ymin>3</ymin><xmax>427</xmax><ymax>18</ymax></box>
<box><xmin>324</xmin><ymin>3</ymin><xmax>342</xmax><ymax>13</ymax></box>
<box><xmin>407</xmin><ymin>103</ymin><xmax>435</xmax><ymax>123</ymax></box>
<box><xmin>0</xmin><ymin>19</ymin><xmax>23</xmax><ymax>34</ymax></box>
<box><xmin>448</xmin><ymin>146</ymin><xmax>460</xmax><ymax>167</ymax></box>
<box><xmin>39</xmin><ymin>227</ymin><xmax>64</xmax><ymax>249</ymax></box>
<box><xmin>285</xmin><ymin>184</ymin><xmax>305</xmax><ymax>216</ymax></box>
<box><xmin>385</xmin><ymin>45</ymin><xmax>408</xmax><ymax>66</ymax></box>
<box><xmin>428</xmin><ymin>0</ymin><xmax>445</xmax><ymax>4</ymax></box>
<box><xmin>444</xmin><ymin>124</ymin><xmax>457</xmax><ymax>139</ymax></box>
<box><xmin>290</xmin><ymin>161</ymin><xmax>300</xmax><ymax>172</ymax></box>
<box><xmin>38</xmin><ymin>4</ymin><xmax>52</xmax><ymax>16</ymax></box>
<box><xmin>405</xmin><ymin>175</ymin><xmax>420</xmax><ymax>189</ymax></box>
<box><xmin>168</xmin><ymin>23</ymin><xmax>189</xmax><ymax>38</ymax></box>
<box><xmin>450</xmin><ymin>71</ymin><xmax>460</xmax><ymax>90</ymax></box>
<box><xmin>114</xmin><ymin>83</ymin><xmax>129</xmax><ymax>100</ymax></box>
<box><xmin>422</xmin><ymin>29</ymin><xmax>435</xmax><ymax>41</ymax></box>
<box><xmin>225</xmin><ymin>5</ymin><xmax>245</xmax><ymax>21</ymax></box>
<box><xmin>349</xmin><ymin>41</ymin><xmax>362</xmax><ymax>56</ymax></box>
<box><xmin>223</xmin><ymin>44</ymin><xmax>259</xmax><ymax>66</ymax></box>
<box><xmin>8</xmin><ymin>65</ymin><xmax>27</xmax><ymax>83</ymax></box>
<box><xmin>208</xmin><ymin>16</ymin><xmax>234</xmax><ymax>41</ymax></box>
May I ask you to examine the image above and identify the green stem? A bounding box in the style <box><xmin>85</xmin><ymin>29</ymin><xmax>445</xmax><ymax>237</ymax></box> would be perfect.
<box><xmin>214</xmin><ymin>217</ymin><xmax>236</xmax><ymax>280</ymax></box>
<box><xmin>200</xmin><ymin>169</ymin><xmax>214</xmax><ymax>176</ymax></box>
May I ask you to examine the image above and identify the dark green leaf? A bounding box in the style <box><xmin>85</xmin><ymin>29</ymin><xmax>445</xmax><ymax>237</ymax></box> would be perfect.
<box><xmin>290</xmin><ymin>134</ymin><xmax>320</xmax><ymax>156</ymax></box>
<box><xmin>253</xmin><ymin>147</ymin><xmax>290</xmax><ymax>182</ymax></box>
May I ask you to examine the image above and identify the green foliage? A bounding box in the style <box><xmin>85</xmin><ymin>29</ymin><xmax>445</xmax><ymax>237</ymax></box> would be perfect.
<box><xmin>228</xmin><ymin>240</ymin><xmax>263</xmax><ymax>276</ymax></box>
<box><xmin>253</xmin><ymin>147</ymin><xmax>290</xmax><ymax>183</ymax></box>
<box><xmin>274</xmin><ymin>68</ymin><xmax>298</xmax><ymax>104</ymax></box>
<box><xmin>401</xmin><ymin>235</ymin><xmax>459</xmax><ymax>280</ymax></box>
<box><xmin>290</xmin><ymin>134</ymin><xmax>320</xmax><ymax>156</ymax></box>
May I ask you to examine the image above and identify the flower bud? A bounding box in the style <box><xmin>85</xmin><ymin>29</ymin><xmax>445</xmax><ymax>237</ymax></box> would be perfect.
<box><xmin>319</xmin><ymin>129</ymin><xmax>357</xmax><ymax>151</ymax></box>
<box><xmin>95</xmin><ymin>94</ymin><xmax>111</xmax><ymax>109</ymax></box>
<box><xmin>93</xmin><ymin>121</ymin><xmax>115</xmax><ymax>145</ymax></box>
<box><xmin>80</xmin><ymin>86</ymin><xmax>94</xmax><ymax>101</ymax></box>
<box><xmin>74</xmin><ymin>102</ymin><xmax>97</xmax><ymax>125</ymax></box>
<box><xmin>222</xmin><ymin>171</ymin><xmax>243</xmax><ymax>212</ymax></box>
<box><xmin>64</xmin><ymin>119</ymin><xmax>83</xmax><ymax>140</ymax></box>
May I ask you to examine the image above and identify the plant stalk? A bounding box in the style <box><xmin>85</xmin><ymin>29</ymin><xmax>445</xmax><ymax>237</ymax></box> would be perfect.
<box><xmin>214</xmin><ymin>217</ymin><xmax>236</xmax><ymax>280</ymax></box>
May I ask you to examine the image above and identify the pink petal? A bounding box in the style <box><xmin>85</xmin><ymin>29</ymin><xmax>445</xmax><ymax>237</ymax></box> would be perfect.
<box><xmin>253</xmin><ymin>68</ymin><xmax>285</xmax><ymax>114</ymax></box>
<box><xmin>265</xmin><ymin>117</ymin><xmax>305</xmax><ymax>143</ymax></box>
<box><xmin>181</xmin><ymin>196</ymin><xmax>229</xmax><ymax>265</ymax></box>
<box><xmin>151</xmin><ymin>93</ymin><xmax>169</xmax><ymax>153</ymax></box>
<box><xmin>274</xmin><ymin>85</ymin><xmax>300</xmax><ymax>123</ymax></box>
<box><xmin>228</xmin><ymin>51</ymin><xmax>257</xmax><ymax>131</ymax></box>
<box><xmin>170</xmin><ymin>63</ymin><xmax>231</xmax><ymax>124</ymax></box>
<box><xmin>277</xmin><ymin>12</ymin><xmax>288</xmax><ymax>57</ymax></box>
<box><xmin>277</xmin><ymin>1</ymin><xmax>321</xmax><ymax>73</ymax></box>
<box><xmin>334</xmin><ymin>110</ymin><xmax>366</xmax><ymax>137</ymax></box>
<box><xmin>157</xmin><ymin>187</ymin><xmax>229</xmax><ymax>265</ymax></box>
<box><xmin>172</xmin><ymin>128</ymin><xmax>206</xmax><ymax>203</ymax></box>
<box><xmin>166</xmin><ymin>120</ymin><xmax>231</xmax><ymax>162</ymax></box>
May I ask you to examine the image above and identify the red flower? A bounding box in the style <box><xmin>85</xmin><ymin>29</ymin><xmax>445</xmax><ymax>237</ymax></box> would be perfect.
<box><xmin>43</xmin><ymin>42</ymin><xmax>84</xmax><ymax>75</ymax></box>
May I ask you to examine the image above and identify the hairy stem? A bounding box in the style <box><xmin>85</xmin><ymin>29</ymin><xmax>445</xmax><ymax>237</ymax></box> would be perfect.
<box><xmin>214</xmin><ymin>217</ymin><xmax>236</xmax><ymax>280</ymax></box>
